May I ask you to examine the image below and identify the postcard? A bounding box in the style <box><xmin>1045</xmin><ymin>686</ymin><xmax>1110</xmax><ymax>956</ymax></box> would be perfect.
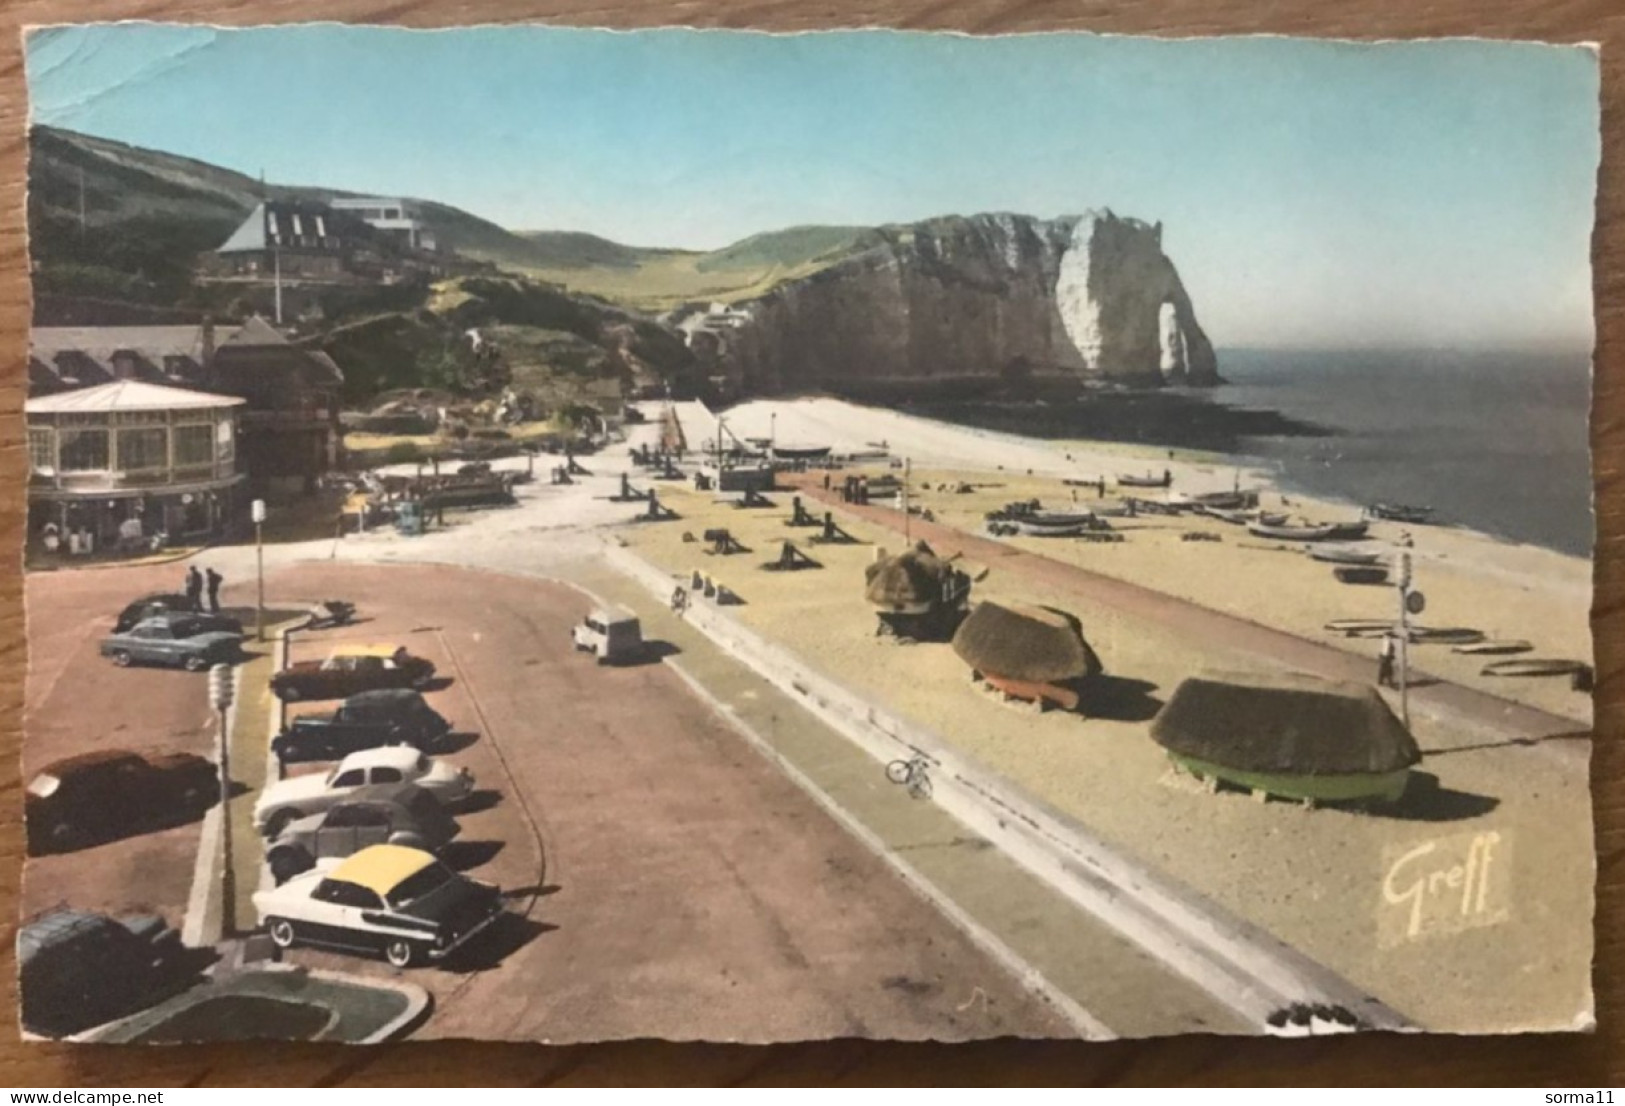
<box><xmin>18</xmin><ymin>24</ymin><xmax>1598</xmax><ymax>1043</ymax></box>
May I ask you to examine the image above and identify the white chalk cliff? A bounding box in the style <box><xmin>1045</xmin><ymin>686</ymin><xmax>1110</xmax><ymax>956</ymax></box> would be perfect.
<box><xmin>712</xmin><ymin>210</ymin><xmax>1219</xmax><ymax>395</ymax></box>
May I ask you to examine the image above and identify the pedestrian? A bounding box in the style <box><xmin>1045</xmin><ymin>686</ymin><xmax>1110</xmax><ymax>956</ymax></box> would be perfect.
<box><xmin>1377</xmin><ymin>634</ymin><xmax>1397</xmax><ymax>689</ymax></box>
<box><xmin>205</xmin><ymin>567</ymin><xmax>223</xmax><ymax>614</ymax></box>
<box><xmin>185</xmin><ymin>566</ymin><xmax>203</xmax><ymax>612</ymax></box>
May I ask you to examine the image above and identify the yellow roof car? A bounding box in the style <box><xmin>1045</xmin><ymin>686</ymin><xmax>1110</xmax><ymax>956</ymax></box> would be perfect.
<box><xmin>254</xmin><ymin>843</ymin><xmax>505</xmax><ymax>968</ymax></box>
<box><xmin>329</xmin><ymin>843</ymin><xmax>438</xmax><ymax>897</ymax></box>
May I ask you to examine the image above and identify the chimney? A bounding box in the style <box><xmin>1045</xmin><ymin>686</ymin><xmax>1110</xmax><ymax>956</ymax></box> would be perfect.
<box><xmin>201</xmin><ymin>315</ymin><xmax>216</xmax><ymax>369</ymax></box>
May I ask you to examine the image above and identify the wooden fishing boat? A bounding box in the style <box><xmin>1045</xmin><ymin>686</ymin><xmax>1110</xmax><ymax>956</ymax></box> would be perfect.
<box><xmin>1410</xmin><ymin>627</ymin><xmax>1486</xmax><ymax>646</ymax></box>
<box><xmin>1334</xmin><ymin>566</ymin><xmax>1389</xmax><ymax>585</ymax></box>
<box><xmin>1367</xmin><ymin>503</ymin><xmax>1435</xmax><ymax>524</ymax></box>
<box><xmin>1325</xmin><ymin>521</ymin><xmax>1371</xmax><ymax>541</ymax></box>
<box><xmin>1247</xmin><ymin>521</ymin><xmax>1339</xmax><ymax>542</ymax></box>
<box><xmin>1118</xmin><ymin>472</ymin><xmax>1171</xmax><ymax>488</ymax></box>
<box><xmin>981</xmin><ymin>672</ymin><xmax>1081</xmax><ymax>712</ymax></box>
<box><xmin>1023</xmin><ymin>511</ymin><xmax>1097</xmax><ymax>528</ymax></box>
<box><xmin>1325</xmin><ymin>618</ymin><xmax>1396</xmax><ymax>637</ymax></box>
<box><xmin>1310</xmin><ymin>545</ymin><xmax>1386</xmax><ymax>566</ymax></box>
<box><xmin>1191</xmin><ymin>490</ymin><xmax>1259</xmax><ymax>510</ymax></box>
<box><xmin>1452</xmin><ymin>639</ymin><xmax>1533</xmax><ymax>656</ymax></box>
<box><xmin>1014</xmin><ymin>519</ymin><xmax>1091</xmax><ymax>537</ymax></box>
<box><xmin>770</xmin><ymin>443</ymin><xmax>833</xmax><ymax>460</ymax></box>
<box><xmin>1202</xmin><ymin>507</ymin><xmax>1252</xmax><ymax>525</ymax></box>
<box><xmin>1481</xmin><ymin>658</ymin><xmax>1589</xmax><ymax>678</ymax></box>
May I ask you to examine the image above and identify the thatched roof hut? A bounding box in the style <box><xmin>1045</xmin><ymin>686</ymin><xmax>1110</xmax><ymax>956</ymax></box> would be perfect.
<box><xmin>951</xmin><ymin>601</ymin><xmax>1103</xmax><ymax>683</ymax></box>
<box><xmin>1151</xmin><ymin>670</ymin><xmax>1421</xmax><ymax>777</ymax></box>
<box><xmin>865</xmin><ymin>542</ymin><xmax>954</xmax><ymax>614</ymax></box>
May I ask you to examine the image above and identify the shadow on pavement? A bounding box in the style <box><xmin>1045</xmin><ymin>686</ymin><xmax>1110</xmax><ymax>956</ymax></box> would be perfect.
<box><xmin>442</xmin><ymin>840</ymin><xmax>505</xmax><ymax>871</ymax></box>
<box><xmin>454</xmin><ymin>789</ymin><xmax>503</xmax><ymax>816</ymax></box>
<box><xmin>432</xmin><ymin>732</ymin><xmax>481</xmax><ymax>755</ymax></box>
<box><xmin>441</xmin><ymin>913</ymin><xmax>556</xmax><ymax>974</ymax></box>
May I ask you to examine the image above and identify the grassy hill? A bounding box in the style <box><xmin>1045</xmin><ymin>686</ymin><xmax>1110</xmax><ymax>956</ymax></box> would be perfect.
<box><xmin>494</xmin><ymin>223</ymin><xmax>884</xmax><ymax>312</ymax></box>
<box><xmin>28</xmin><ymin>125</ymin><xmax>893</xmax><ymax>314</ymax></box>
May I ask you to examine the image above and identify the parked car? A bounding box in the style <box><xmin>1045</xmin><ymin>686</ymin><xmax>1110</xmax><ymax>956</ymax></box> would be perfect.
<box><xmin>271</xmin><ymin>644</ymin><xmax>437</xmax><ymax>702</ymax></box>
<box><xmin>122</xmin><ymin>609</ymin><xmax>245</xmax><ymax>639</ymax></box>
<box><xmin>114</xmin><ymin>594</ymin><xmax>242</xmax><ymax>635</ymax></box>
<box><xmin>26</xmin><ymin>749</ymin><xmax>216</xmax><ymax>854</ymax></box>
<box><xmin>571</xmin><ymin>607</ymin><xmax>644</xmax><ymax>664</ymax></box>
<box><xmin>100</xmin><ymin>618</ymin><xmax>242</xmax><ymax>671</ymax></box>
<box><xmin>266</xmin><ymin>783</ymin><xmax>459</xmax><ymax>885</ymax></box>
<box><xmin>271</xmin><ymin>689</ymin><xmax>452</xmax><ymax>766</ymax></box>
<box><xmin>253</xmin><ymin>746</ymin><xmax>474</xmax><ymax>838</ymax></box>
<box><xmin>19</xmin><ymin>909</ymin><xmax>186</xmax><ymax>1036</ymax></box>
<box><xmin>255</xmin><ymin>844</ymin><xmax>504</xmax><ymax>968</ymax></box>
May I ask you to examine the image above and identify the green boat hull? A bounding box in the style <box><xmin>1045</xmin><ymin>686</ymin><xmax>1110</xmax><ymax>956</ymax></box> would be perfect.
<box><xmin>1169</xmin><ymin>752</ymin><xmax>1410</xmax><ymax>804</ymax></box>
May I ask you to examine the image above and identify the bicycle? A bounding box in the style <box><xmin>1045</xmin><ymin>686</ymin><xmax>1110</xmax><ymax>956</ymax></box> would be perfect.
<box><xmin>884</xmin><ymin>755</ymin><xmax>933</xmax><ymax>800</ymax></box>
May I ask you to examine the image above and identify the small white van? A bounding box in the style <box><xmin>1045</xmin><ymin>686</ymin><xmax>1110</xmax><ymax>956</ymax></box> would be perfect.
<box><xmin>571</xmin><ymin>607</ymin><xmax>644</xmax><ymax>664</ymax></box>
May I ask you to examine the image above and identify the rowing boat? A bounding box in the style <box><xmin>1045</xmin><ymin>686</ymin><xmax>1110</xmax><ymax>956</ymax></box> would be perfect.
<box><xmin>1248</xmin><ymin>521</ymin><xmax>1339</xmax><ymax>542</ymax></box>
<box><xmin>1452</xmin><ymin>640</ymin><xmax>1533</xmax><ymax>656</ymax></box>
<box><xmin>1310</xmin><ymin>545</ymin><xmax>1386</xmax><ymax>566</ymax></box>
<box><xmin>1481</xmin><ymin>658</ymin><xmax>1588</xmax><ymax>678</ymax></box>
<box><xmin>1118</xmin><ymin>472</ymin><xmax>1171</xmax><ymax>488</ymax></box>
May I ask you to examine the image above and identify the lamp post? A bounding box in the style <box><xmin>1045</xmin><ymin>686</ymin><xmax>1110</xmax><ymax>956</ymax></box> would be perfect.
<box><xmin>208</xmin><ymin>663</ymin><xmax>236</xmax><ymax>937</ymax></box>
<box><xmin>1396</xmin><ymin>533</ymin><xmax>1417</xmax><ymax>730</ymax></box>
<box><xmin>252</xmin><ymin>499</ymin><xmax>266</xmax><ymax>642</ymax></box>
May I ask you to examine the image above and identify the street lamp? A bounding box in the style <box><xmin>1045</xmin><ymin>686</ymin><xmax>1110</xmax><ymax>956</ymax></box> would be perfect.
<box><xmin>252</xmin><ymin>498</ymin><xmax>266</xmax><ymax>642</ymax></box>
<box><xmin>1396</xmin><ymin>533</ymin><xmax>1420</xmax><ymax>730</ymax></box>
<box><xmin>208</xmin><ymin>663</ymin><xmax>236</xmax><ymax>937</ymax></box>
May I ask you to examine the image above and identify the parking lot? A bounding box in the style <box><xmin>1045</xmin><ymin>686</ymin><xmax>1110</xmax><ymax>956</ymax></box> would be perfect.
<box><xmin>22</xmin><ymin>563</ymin><xmax>274</xmax><ymax>923</ymax></box>
<box><xmin>28</xmin><ymin>559</ymin><xmax>1074</xmax><ymax>1042</ymax></box>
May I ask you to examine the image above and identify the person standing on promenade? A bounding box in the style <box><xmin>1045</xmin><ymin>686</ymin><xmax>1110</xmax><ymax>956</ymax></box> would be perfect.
<box><xmin>185</xmin><ymin>566</ymin><xmax>204</xmax><ymax>613</ymax></box>
<box><xmin>1377</xmin><ymin>633</ymin><xmax>1397</xmax><ymax>689</ymax></box>
<box><xmin>205</xmin><ymin>567</ymin><xmax>223</xmax><ymax>614</ymax></box>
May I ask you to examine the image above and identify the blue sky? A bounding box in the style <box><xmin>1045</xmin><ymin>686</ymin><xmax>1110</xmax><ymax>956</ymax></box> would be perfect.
<box><xmin>25</xmin><ymin>24</ymin><xmax>1599</xmax><ymax>350</ymax></box>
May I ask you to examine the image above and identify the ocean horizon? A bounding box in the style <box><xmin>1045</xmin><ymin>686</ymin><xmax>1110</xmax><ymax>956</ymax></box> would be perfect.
<box><xmin>897</xmin><ymin>347</ymin><xmax>1593</xmax><ymax>558</ymax></box>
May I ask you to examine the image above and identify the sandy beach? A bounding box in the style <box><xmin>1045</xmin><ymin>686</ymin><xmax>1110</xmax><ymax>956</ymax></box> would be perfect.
<box><xmin>618</xmin><ymin>396</ymin><xmax>1595</xmax><ymax>1032</ymax></box>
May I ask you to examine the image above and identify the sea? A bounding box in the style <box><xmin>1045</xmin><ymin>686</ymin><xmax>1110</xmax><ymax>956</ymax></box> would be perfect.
<box><xmin>1210</xmin><ymin>350</ymin><xmax>1594</xmax><ymax>558</ymax></box>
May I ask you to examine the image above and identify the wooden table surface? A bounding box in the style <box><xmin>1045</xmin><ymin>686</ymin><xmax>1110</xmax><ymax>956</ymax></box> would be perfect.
<box><xmin>0</xmin><ymin>0</ymin><xmax>1619</xmax><ymax>1086</ymax></box>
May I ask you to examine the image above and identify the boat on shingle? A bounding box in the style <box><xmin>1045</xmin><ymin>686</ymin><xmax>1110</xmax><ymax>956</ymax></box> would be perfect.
<box><xmin>1150</xmin><ymin>670</ymin><xmax>1422</xmax><ymax>805</ymax></box>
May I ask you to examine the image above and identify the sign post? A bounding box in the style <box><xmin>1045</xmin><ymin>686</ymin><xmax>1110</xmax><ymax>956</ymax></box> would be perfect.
<box><xmin>251</xmin><ymin>498</ymin><xmax>266</xmax><ymax>642</ymax></box>
<box><xmin>208</xmin><ymin>663</ymin><xmax>236</xmax><ymax>937</ymax></box>
<box><xmin>1396</xmin><ymin>534</ymin><xmax>1417</xmax><ymax>730</ymax></box>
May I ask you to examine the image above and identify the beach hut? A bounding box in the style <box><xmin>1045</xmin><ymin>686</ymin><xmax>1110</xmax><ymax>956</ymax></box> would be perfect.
<box><xmin>950</xmin><ymin>601</ymin><xmax>1103</xmax><ymax>711</ymax></box>
<box><xmin>864</xmin><ymin>542</ymin><xmax>971</xmax><ymax>641</ymax></box>
<box><xmin>1150</xmin><ymin>670</ymin><xmax>1422</xmax><ymax>805</ymax></box>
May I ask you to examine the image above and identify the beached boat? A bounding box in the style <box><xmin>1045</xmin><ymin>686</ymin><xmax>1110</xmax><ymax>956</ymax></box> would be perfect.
<box><xmin>1247</xmin><ymin>521</ymin><xmax>1339</xmax><ymax>542</ymax></box>
<box><xmin>1481</xmin><ymin>658</ymin><xmax>1589</xmax><ymax>678</ymax></box>
<box><xmin>1151</xmin><ymin>671</ymin><xmax>1420</xmax><ymax>806</ymax></box>
<box><xmin>1310</xmin><ymin>545</ymin><xmax>1386</xmax><ymax>566</ymax></box>
<box><xmin>1014</xmin><ymin>519</ymin><xmax>1092</xmax><ymax>537</ymax></box>
<box><xmin>1325</xmin><ymin>618</ymin><xmax>1394</xmax><ymax>635</ymax></box>
<box><xmin>1453</xmin><ymin>639</ymin><xmax>1533</xmax><ymax>656</ymax></box>
<box><xmin>1022</xmin><ymin>511</ymin><xmax>1097</xmax><ymax>528</ymax></box>
<box><xmin>1367</xmin><ymin>503</ymin><xmax>1435</xmax><ymax>524</ymax></box>
<box><xmin>770</xmin><ymin>443</ymin><xmax>833</xmax><ymax>460</ymax></box>
<box><xmin>1410</xmin><ymin>627</ymin><xmax>1486</xmax><ymax>646</ymax></box>
<box><xmin>1202</xmin><ymin>507</ymin><xmax>1252</xmax><ymax>525</ymax></box>
<box><xmin>1118</xmin><ymin>472</ymin><xmax>1172</xmax><ymax>488</ymax></box>
<box><xmin>1191</xmin><ymin>490</ymin><xmax>1259</xmax><ymax>511</ymax></box>
<box><xmin>1325</xmin><ymin>521</ymin><xmax>1371</xmax><ymax>541</ymax></box>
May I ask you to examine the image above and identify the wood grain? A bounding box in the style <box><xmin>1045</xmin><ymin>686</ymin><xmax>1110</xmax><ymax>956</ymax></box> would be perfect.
<box><xmin>0</xmin><ymin>0</ymin><xmax>1619</xmax><ymax>1086</ymax></box>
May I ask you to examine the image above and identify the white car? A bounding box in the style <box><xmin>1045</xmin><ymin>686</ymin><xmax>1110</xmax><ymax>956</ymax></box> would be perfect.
<box><xmin>253</xmin><ymin>747</ymin><xmax>473</xmax><ymax>838</ymax></box>
<box><xmin>253</xmin><ymin>844</ymin><xmax>505</xmax><ymax>968</ymax></box>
